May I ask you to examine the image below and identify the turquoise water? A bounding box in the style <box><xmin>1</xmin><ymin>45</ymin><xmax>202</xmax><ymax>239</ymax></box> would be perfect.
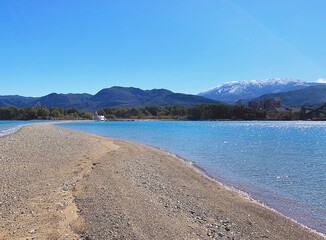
<box><xmin>0</xmin><ymin>120</ymin><xmax>55</xmax><ymax>137</ymax></box>
<box><xmin>59</xmin><ymin>121</ymin><xmax>326</xmax><ymax>234</ymax></box>
<box><xmin>0</xmin><ymin>120</ymin><xmax>36</xmax><ymax>137</ymax></box>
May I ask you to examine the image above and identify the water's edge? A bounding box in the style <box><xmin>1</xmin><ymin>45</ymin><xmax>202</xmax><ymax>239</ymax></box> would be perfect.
<box><xmin>0</xmin><ymin>124</ymin><xmax>30</xmax><ymax>138</ymax></box>
<box><xmin>154</xmin><ymin>147</ymin><xmax>326</xmax><ymax>239</ymax></box>
<box><xmin>2</xmin><ymin>122</ymin><xmax>324</xmax><ymax>237</ymax></box>
<box><xmin>55</xmin><ymin>123</ymin><xmax>326</xmax><ymax>238</ymax></box>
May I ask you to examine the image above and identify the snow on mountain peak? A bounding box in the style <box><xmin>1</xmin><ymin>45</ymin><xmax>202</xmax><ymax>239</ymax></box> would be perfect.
<box><xmin>199</xmin><ymin>78</ymin><xmax>315</xmax><ymax>104</ymax></box>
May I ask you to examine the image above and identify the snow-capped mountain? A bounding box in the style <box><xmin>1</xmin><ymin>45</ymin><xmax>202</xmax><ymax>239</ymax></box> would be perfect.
<box><xmin>198</xmin><ymin>78</ymin><xmax>319</xmax><ymax>104</ymax></box>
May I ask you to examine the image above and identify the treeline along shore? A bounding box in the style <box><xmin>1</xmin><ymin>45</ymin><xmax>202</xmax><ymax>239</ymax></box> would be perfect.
<box><xmin>0</xmin><ymin>106</ymin><xmax>92</xmax><ymax>120</ymax></box>
<box><xmin>0</xmin><ymin>123</ymin><xmax>324</xmax><ymax>239</ymax></box>
<box><xmin>1</xmin><ymin>104</ymin><xmax>323</xmax><ymax>121</ymax></box>
<box><xmin>0</xmin><ymin>104</ymin><xmax>266</xmax><ymax>121</ymax></box>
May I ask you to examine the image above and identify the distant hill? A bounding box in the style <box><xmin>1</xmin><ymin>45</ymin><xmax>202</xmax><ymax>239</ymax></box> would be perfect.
<box><xmin>0</xmin><ymin>95</ymin><xmax>36</xmax><ymax>108</ymax></box>
<box><xmin>199</xmin><ymin>78</ymin><xmax>319</xmax><ymax>104</ymax></box>
<box><xmin>0</xmin><ymin>87</ymin><xmax>220</xmax><ymax>110</ymax></box>
<box><xmin>250</xmin><ymin>85</ymin><xmax>326</xmax><ymax>107</ymax></box>
<box><xmin>90</xmin><ymin>87</ymin><xmax>218</xmax><ymax>108</ymax></box>
<box><xmin>29</xmin><ymin>93</ymin><xmax>93</xmax><ymax>109</ymax></box>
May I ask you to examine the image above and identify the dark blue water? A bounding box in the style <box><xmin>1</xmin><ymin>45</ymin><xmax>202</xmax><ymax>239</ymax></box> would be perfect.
<box><xmin>58</xmin><ymin>121</ymin><xmax>326</xmax><ymax>234</ymax></box>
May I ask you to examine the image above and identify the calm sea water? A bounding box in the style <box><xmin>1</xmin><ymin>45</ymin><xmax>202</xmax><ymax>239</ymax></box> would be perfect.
<box><xmin>59</xmin><ymin>121</ymin><xmax>326</xmax><ymax>234</ymax></box>
<box><xmin>0</xmin><ymin>120</ymin><xmax>55</xmax><ymax>137</ymax></box>
<box><xmin>0</xmin><ymin>120</ymin><xmax>36</xmax><ymax>137</ymax></box>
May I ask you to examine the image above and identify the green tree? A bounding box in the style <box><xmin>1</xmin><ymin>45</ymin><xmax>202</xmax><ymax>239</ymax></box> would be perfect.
<box><xmin>25</xmin><ymin>108</ymin><xmax>38</xmax><ymax>120</ymax></box>
<box><xmin>37</xmin><ymin>106</ymin><xmax>50</xmax><ymax>119</ymax></box>
<box><xmin>50</xmin><ymin>107</ymin><xmax>62</xmax><ymax>119</ymax></box>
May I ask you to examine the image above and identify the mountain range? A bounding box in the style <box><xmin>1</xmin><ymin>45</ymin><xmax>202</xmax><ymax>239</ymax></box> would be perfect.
<box><xmin>0</xmin><ymin>87</ymin><xmax>219</xmax><ymax>110</ymax></box>
<box><xmin>1</xmin><ymin>78</ymin><xmax>325</xmax><ymax>110</ymax></box>
<box><xmin>250</xmin><ymin>85</ymin><xmax>326</xmax><ymax>107</ymax></box>
<box><xmin>198</xmin><ymin>78</ymin><xmax>320</xmax><ymax>104</ymax></box>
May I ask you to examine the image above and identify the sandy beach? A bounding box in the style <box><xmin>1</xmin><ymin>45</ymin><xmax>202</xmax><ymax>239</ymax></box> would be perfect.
<box><xmin>0</xmin><ymin>124</ymin><xmax>324</xmax><ymax>239</ymax></box>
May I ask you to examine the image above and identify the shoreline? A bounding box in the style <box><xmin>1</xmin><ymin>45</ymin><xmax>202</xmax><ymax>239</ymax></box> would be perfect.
<box><xmin>56</xmin><ymin>120</ymin><xmax>326</xmax><ymax>236</ymax></box>
<box><xmin>0</xmin><ymin>122</ymin><xmax>34</xmax><ymax>137</ymax></box>
<box><xmin>132</xmin><ymin>143</ymin><xmax>326</xmax><ymax>238</ymax></box>
<box><xmin>0</xmin><ymin>124</ymin><xmax>324</xmax><ymax>239</ymax></box>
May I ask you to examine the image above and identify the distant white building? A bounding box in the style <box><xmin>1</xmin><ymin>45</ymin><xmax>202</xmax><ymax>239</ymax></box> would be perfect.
<box><xmin>93</xmin><ymin>111</ymin><xmax>106</xmax><ymax>121</ymax></box>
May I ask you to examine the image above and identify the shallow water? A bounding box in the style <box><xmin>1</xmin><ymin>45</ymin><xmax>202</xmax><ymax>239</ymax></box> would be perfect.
<box><xmin>0</xmin><ymin>120</ymin><xmax>35</xmax><ymax>137</ymax></box>
<box><xmin>0</xmin><ymin>120</ymin><xmax>54</xmax><ymax>137</ymax></box>
<box><xmin>59</xmin><ymin>120</ymin><xmax>326</xmax><ymax>234</ymax></box>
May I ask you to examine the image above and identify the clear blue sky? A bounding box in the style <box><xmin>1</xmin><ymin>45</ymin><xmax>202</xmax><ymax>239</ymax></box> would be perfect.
<box><xmin>1</xmin><ymin>0</ymin><xmax>326</xmax><ymax>96</ymax></box>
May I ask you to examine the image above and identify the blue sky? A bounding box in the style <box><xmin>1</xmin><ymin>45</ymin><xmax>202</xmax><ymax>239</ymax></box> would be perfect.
<box><xmin>1</xmin><ymin>0</ymin><xmax>326</xmax><ymax>96</ymax></box>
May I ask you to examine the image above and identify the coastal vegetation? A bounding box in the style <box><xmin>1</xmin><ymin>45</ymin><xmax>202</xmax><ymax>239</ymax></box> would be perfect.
<box><xmin>1</xmin><ymin>104</ymin><xmax>324</xmax><ymax>121</ymax></box>
<box><xmin>98</xmin><ymin>104</ymin><xmax>266</xmax><ymax>120</ymax></box>
<box><xmin>0</xmin><ymin>106</ymin><xmax>92</xmax><ymax>120</ymax></box>
<box><xmin>0</xmin><ymin>104</ymin><xmax>266</xmax><ymax>121</ymax></box>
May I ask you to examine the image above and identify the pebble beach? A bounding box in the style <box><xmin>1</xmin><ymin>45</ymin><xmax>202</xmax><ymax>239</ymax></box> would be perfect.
<box><xmin>0</xmin><ymin>124</ymin><xmax>324</xmax><ymax>239</ymax></box>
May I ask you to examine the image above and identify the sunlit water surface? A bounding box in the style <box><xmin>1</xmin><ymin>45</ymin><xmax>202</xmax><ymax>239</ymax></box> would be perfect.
<box><xmin>0</xmin><ymin>120</ymin><xmax>40</xmax><ymax>137</ymax></box>
<box><xmin>59</xmin><ymin>121</ymin><xmax>326</xmax><ymax>234</ymax></box>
